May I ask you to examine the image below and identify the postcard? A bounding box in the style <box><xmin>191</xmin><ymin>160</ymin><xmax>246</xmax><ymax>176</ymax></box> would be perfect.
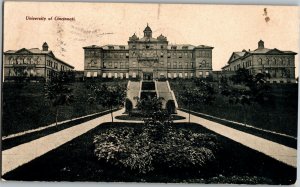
<box><xmin>1</xmin><ymin>1</ymin><xmax>298</xmax><ymax>184</ymax></box>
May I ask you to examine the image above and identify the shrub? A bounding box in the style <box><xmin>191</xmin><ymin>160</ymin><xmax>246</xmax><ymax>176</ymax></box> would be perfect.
<box><xmin>94</xmin><ymin>111</ymin><xmax>219</xmax><ymax>174</ymax></box>
<box><xmin>125</xmin><ymin>98</ymin><xmax>133</xmax><ymax>113</ymax></box>
<box><xmin>166</xmin><ymin>100</ymin><xmax>176</xmax><ymax>114</ymax></box>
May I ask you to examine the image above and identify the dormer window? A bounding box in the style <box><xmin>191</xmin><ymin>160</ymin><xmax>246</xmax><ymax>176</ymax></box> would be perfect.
<box><xmin>119</xmin><ymin>46</ymin><xmax>125</xmax><ymax>50</ymax></box>
<box><xmin>171</xmin><ymin>46</ymin><xmax>177</xmax><ymax>50</ymax></box>
<box><xmin>108</xmin><ymin>46</ymin><xmax>114</xmax><ymax>50</ymax></box>
<box><xmin>182</xmin><ymin>46</ymin><xmax>188</xmax><ymax>50</ymax></box>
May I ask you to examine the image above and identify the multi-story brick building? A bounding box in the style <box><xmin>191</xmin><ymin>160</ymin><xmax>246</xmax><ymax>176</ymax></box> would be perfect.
<box><xmin>222</xmin><ymin>40</ymin><xmax>297</xmax><ymax>83</ymax></box>
<box><xmin>3</xmin><ymin>42</ymin><xmax>74</xmax><ymax>81</ymax></box>
<box><xmin>83</xmin><ymin>24</ymin><xmax>213</xmax><ymax>79</ymax></box>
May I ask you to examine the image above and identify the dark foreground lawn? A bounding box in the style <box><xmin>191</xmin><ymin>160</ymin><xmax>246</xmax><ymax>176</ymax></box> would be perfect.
<box><xmin>2</xmin><ymin>109</ymin><xmax>118</xmax><ymax>150</ymax></box>
<box><xmin>170</xmin><ymin>80</ymin><xmax>298</xmax><ymax>137</ymax></box>
<box><xmin>2</xmin><ymin>122</ymin><xmax>296</xmax><ymax>184</ymax></box>
<box><xmin>2</xmin><ymin>81</ymin><xmax>127</xmax><ymax>136</ymax></box>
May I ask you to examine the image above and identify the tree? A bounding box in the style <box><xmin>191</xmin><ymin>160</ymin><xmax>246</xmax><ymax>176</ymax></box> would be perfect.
<box><xmin>179</xmin><ymin>80</ymin><xmax>215</xmax><ymax>123</ymax></box>
<box><xmin>135</xmin><ymin>96</ymin><xmax>164</xmax><ymax>117</ymax></box>
<box><xmin>89</xmin><ymin>84</ymin><xmax>126</xmax><ymax>122</ymax></box>
<box><xmin>44</xmin><ymin>71</ymin><xmax>74</xmax><ymax>125</ymax></box>
<box><xmin>220</xmin><ymin>69</ymin><xmax>272</xmax><ymax>124</ymax></box>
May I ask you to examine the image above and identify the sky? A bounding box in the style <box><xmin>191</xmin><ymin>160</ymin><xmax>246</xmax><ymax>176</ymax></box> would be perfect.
<box><xmin>3</xmin><ymin>2</ymin><xmax>299</xmax><ymax>75</ymax></box>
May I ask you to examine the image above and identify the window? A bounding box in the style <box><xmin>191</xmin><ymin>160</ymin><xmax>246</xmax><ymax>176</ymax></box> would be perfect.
<box><xmin>161</xmin><ymin>52</ymin><xmax>164</xmax><ymax>58</ymax></box>
<box><xmin>93</xmin><ymin>72</ymin><xmax>98</xmax><ymax>77</ymax></box>
<box><xmin>179</xmin><ymin>73</ymin><xmax>183</xmax><ymax>78</ymax></box>
<box><xmin>161</xmin><ymin>45</ymin><xmax>164</xmax><ymax>49</ymax></box>
<box><xmin>173</xmin><ymin>62</ymin><xmax>177</xmax><ymax>68</ymax></box>
<box><xmin>120</xmin><ymin>73</ymin><xmax>124</xmax><ymax>79</ymax></box>
<box><xmin>184</xmin><ymin>72</ymin><xmax>188</xmax><ymax>78</ymax></box>
<box><xmin>168</xmin><ymin>73</ymin><xmax>171</xmax><ymax>78</ymax></box>
<box><xmin>258</xmin><ymin>58</ymin><xmax>262</xmax><ymax>65</ymax></box>
<box><xmin>102</xmin><ymin>73</ymin><xmax>107</xmax><ymax>78</ymax></box>
<box><xmin>114</xmin><ymin>73</ymin><xmax>118</xmax><ymax>78</ymax></box>
<box><xmin>179</xmin><ymin>62</ymin><xmax>182</xmax><ymax>68</ymax></box>
<box><xmin>190</xmin><ymin>73</ymin><xmax>194</xmax><ymax>77</ymax></box>
<box><xmin>185</xmin><ymin>62</ymin><xmax>188</xmax><ymax>67</ymax></box>
<box><xmin>133</xmin><ymin>62</ymin><xmax>136</xmax><ymax>67</ymax></box>
<box><xmin>108</xmin><ymin>73</ymin><xmax>112</xmax><ymax>78</ymax></box>
<box><xmin>86</xmin><ymin>72</ymin><xmax>91</xmax><ymax>77</ymax></box>
<box><xmin>206</xmin><ymin>71</ymin><xmax>210</xmax><ymax>76</ymax></box>
<box><xmin>126</xmin><ymin>73</ymin><xmax>129</xmax><ymax>78</ymax></box>
<box><xmin>114</xmin><ymin>62</ymin><xmax>118</xmax><ymax>68</ymax></box>
<box><xmin>132</xmin><ymin>72</ymin><xmax>136</xmax><ymax>78</ymax></box>
<box><xmin>199</xmin><ymin>71</ymin><xmax>203</xmax><ymax>77</ymax></box>
<box><xmin>173</xmin><ymin>73</ymin><xmax>177</xmax><ymax>78</ymax></box>
<box><xmin>168</xmin><ymin>62</ymin><xmax>171</xmax><ymax>67</ymax></box>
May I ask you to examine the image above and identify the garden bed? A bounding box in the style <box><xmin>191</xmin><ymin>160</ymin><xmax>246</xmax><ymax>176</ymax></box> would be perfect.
<box><xmin>2</xmin><ymin>122</ymin><xmax>296</xmax><ymax>184</ymax></box>
<box><xmin>115</xmin><ymin>114</ymin><xmax>185</xmax><ymax>121</ymax></box>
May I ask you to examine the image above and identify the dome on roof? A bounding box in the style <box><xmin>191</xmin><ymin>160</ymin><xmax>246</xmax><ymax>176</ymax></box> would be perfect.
<box><xmin>129</xmin><ymin>33</ymin><xmax>139</xmax><ymax>41</ymax></box>
<box><xmin>42</xmin><ymin>42</ymin><xmax>49</xmax><ymax>51</ymax></box>
<box><xmin>157</xmin><ymin>34</ymin><xmax>167</xmax><ymax>41</ymax></box>
<box><xmin>143</xmin><ymin>23</ymin><xmax>152</xmax><ymax>38</ymax></box>
<box><xmin>144</xmin><ymin>23</ymin><xmax>152</xmax><ymax>32</ymax></box>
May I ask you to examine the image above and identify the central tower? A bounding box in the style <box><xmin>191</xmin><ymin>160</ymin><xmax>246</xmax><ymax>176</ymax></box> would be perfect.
<box><xmin>143</xmin><ymin>23</ymin><xmax>152</xmax><ymax>38</ymax></box>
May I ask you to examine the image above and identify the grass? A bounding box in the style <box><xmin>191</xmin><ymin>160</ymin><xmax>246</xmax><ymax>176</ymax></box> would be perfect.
<box><xmin>169</xmin><ymin>80</ymin><xmax>298</xmax><ymax>137</ymax></box>
<box><xmin>2</xmin><ymin>122</ymin><xmax>296</xmax><ymax>184</ymax></box>
<box><xmin>180</xmin><ymin>108</ymin><xmax>297</xmax><ymax>148</ymax></box>
<box><xmin>2</xmin><ymin>81</ymin><xmax>127</xmax><ymax>136</ymax></box>
<box><xmin>2</xmin><ymin>109</ymin><xmax>118</xmax><ymax>150</ymax></box>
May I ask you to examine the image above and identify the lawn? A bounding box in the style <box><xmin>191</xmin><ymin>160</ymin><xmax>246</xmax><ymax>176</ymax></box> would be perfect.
<box><xmin>2</xmin><ymin>80</ymin><xmax>127</xmax><ymax>136</ymax></box>
<box><xmin>2</xmin><ymin>122</ymin><xmax>295</xmax><ymax>184</ymax></box>
<box><xmin>169</xmin><ymin>80</ymin><xmax>298</xmax><ymax>137</ymax></box>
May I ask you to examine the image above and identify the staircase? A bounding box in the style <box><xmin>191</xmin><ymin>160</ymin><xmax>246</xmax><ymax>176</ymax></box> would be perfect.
<box><xmin>126</xmin><ymin>79</ymin><xmax>178</xmax><ymax>111</ymax></box>
<box><xmin>156</xmin><ymin>80</ymin><xmax>178</xmax><ymax>110</ymax></box>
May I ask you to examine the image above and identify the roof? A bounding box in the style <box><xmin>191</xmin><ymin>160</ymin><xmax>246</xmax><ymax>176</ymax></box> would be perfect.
<box><xmin>4</xmin><ymin>47</ymin><xmax>74</xmax><ymax>69</ymax></box>
<box><xmin>144</xmin><ymin>24</ymin><xmax>152</xmax><ymax>32</ymax></box>
<box><xmin>167</xmin><ymin>44</ymin><xmax>195</xmax><ymax>50</ymax></box>
<box><xmin>83</xmin><ymin>45</ymin><xmax>102</xmax><ymax>49</ymax></box>
<box><xmin>101</xmin><ymin>45</ymin><xmax>129</xmax><ymax>50</ymax></box>
<box><xmin>226</xmin><ymin>47</ymin><xmax>297</xmax><ymax>65</ymax></box>
<box><xmin>195</xmin><ymin>45</ymin><xmax>214</xmax><ymax>49</ymax></box>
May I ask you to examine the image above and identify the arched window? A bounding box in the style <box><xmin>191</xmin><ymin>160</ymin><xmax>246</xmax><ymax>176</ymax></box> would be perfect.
<box><xmin>258</xmin><ymin>58</ymin><xmax>262</xmax><ymax>65</ymax></box>
<box><xmin>266</xmin><ymin>58</ymin><xmax>269</xmax><ymax>65</ymax></box>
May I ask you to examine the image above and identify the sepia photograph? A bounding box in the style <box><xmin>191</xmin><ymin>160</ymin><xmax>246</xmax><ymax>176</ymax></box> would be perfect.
<box><xmin>1</xmin><ymin>1</ymin><xmax>299</xmax><ymax>184</ymax></box>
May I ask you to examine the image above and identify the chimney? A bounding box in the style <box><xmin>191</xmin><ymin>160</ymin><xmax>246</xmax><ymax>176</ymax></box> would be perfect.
<box><xmin>258</xmin><ymin>40</ymin><xmax>264</xmax><ymax>49</ymax></box>
<box><xmin>42</xmin><ymin>42</ymin><xmax>49</xmax><ymax>51</ymax></box>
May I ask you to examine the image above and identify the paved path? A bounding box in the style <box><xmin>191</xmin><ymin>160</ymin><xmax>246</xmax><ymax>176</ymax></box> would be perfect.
<box><xmin>177</xmin><ymin>110</ymin><xmax>297</xmax><ymax>168</ymax></box>
<box><xmin>2</xmin><ymin>108</ymin><xmax>296</xmax><ymax>176</ymax></box>
<box><xmin>2</xmin><ymin>109</ymin><xmax>124</xmax><ymax>175</ymax></box>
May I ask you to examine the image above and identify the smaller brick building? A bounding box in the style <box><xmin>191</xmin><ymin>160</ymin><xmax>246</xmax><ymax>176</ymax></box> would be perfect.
<box><xmin>222</xmin><ymin>40</ymin><xmax>297</xmax><ymax>83</ymax></box>
<box><xmin>3</xmin><ymin>42</ymin><xmax>74</xmax><ymax>81</ymax></box>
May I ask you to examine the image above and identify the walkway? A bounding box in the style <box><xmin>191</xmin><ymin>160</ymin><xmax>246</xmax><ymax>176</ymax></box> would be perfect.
<box><xmin>2</xmin><ymin>109</ymin><xmax>124</xmax><ymax>175</ymax></box>
<box><xmin>2</xmin><ymin>108</ymin><xmax>296</xmax><ymax>176</ymax></box>
<box><xmin>177</xmin><ymin>110</ymin><xmax>297</xmax><ymax>168</ymax></box>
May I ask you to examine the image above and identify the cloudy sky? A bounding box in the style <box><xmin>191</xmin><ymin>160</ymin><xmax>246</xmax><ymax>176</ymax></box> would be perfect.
<box><xmin>4</xmin><ymin>2</ymin><xmax>299</xmax><ymax>74</ymax></box>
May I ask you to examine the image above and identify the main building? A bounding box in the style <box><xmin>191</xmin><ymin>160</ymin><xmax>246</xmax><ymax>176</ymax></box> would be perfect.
<box><xmin>83</xmin><ymin>24</ymin><xmax>213</xmax><ymax>80</ymax></box>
